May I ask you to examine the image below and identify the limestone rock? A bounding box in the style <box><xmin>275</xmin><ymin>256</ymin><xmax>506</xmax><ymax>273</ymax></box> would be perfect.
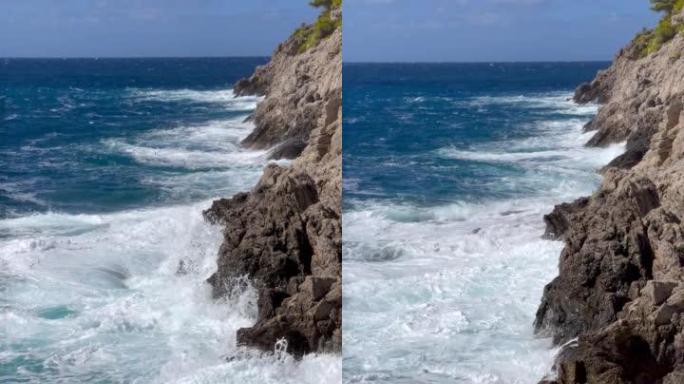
<box><xmin>205</xmin><ymin>23</ymin><xmax>341</xmax><ymax>356</ymax></box>
<box><xmin>538</xmin><ymin>28</ymin><xmax>684</xmax><ymax>384</ymax></box>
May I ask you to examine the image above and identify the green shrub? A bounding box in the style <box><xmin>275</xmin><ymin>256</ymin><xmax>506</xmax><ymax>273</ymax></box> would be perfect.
<box><xmin>676</xmin><ymin>0</ymin><xmax>684</xmax><ymax>12</ymax></box>
<box><xmin>292</xmin><ymin>0</ymin><xmax>342</xmax><ymax>53</ymax></box>
<box><xmin>647</xmin><ymin>16</ymin><xmax>677</xmax><ymax>54</ymax></box>
<box><xmin>635</xmin><ymin>0</ymin><xmax>684</xmax><ymax>57</ymax></box>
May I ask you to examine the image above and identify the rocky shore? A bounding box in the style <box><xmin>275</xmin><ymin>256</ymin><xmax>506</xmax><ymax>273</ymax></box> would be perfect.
<box><xmin>536</xmin><ymin>8</ymin><xmax>684</xmax><ymax>384</ymax></box>
<box><xmin>203</xmin><ymin>10</ymin><xmax>341</xmax><ymax>357</ymax></box>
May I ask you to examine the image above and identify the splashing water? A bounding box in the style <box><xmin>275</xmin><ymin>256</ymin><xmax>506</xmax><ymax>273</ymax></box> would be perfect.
<box><xmin>1</xmin><ymin>58</ymin><xmax>340</xmax><ymax>383</ymax></box>
<box><xmin>343</xmin><ymin>62</ymin><xmax>617</xmax><ymax>383</ymax></box>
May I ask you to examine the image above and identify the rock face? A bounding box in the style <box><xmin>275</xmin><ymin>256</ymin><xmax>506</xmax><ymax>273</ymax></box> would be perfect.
<box><xmin>235</xmin><ymin>24</ymin><xmax>342</xmax><ymax>160</ymax></box>
<box><xmin>204</xmin><ymin>20</ymin><xmax>341</xmax><ymax>356</ymax></box>
<box><xmin>536</xmin><ymin>11</ymin><xmax>684</xmax><ymax>384</ymax></box>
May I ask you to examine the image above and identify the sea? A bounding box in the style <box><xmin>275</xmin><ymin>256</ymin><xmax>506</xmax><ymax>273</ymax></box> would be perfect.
<box><xmin>342</xmin><ymin>62</ymin><xmax>624</xmax><ymax>383</ymax></box>
<box><xmin>0</xmin><ymin>58</ymin><xmax>340</xmax><ymax>383</ymax></box>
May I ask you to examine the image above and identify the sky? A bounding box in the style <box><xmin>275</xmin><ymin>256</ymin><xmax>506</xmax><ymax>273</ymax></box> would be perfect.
<box><xmin>0</xmin><ymin>1</ymin><xmax>661</xmax><ymax>60</ymax></box>
<box><xmin>344</xmin><ymin>0</ymin><xmax>661</xmax><ymax>62</ymax></box>
<box><xmin>0</xmin><ymin>0</ymin><xmax>318</xmax><ymax>57</ymax></box>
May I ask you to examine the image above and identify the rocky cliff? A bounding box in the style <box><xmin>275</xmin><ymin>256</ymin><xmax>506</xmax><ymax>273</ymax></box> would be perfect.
<box><xmin>203</xmin><ymin>11</ymin><xmax>341</xmax><ymax>357</ymax></box>
<box><xmin>536</xmin><ymin>8</ymin><xmax>684</xmax><ymax>384</ymax></box>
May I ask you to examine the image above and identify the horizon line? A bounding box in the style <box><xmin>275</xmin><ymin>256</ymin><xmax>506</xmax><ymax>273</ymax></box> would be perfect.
<box><xmin>343</xmin><ymin>59</ymin><xmax>612</xmax><ymax>64</ymax></box>
<box><xmin>0</xmin><ymin>55</ymin><xmax>271</xmax><ymax>60</ymax></box>
<box><xmin>1</xmin><ymin>57</ymin><xmax>612</xmax><ymax>64</ymax></box>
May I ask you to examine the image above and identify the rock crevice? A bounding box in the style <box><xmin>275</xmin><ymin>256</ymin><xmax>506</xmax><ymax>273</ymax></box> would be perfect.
<box><xmin>204</xmin><ymin>18</ymin><xmax>341</xmax><ymax>357</ymax></box>
<box><xmin>538</xmin><ymin>10</ymin><xmax>684</xmax><ymax>384</ymax></box>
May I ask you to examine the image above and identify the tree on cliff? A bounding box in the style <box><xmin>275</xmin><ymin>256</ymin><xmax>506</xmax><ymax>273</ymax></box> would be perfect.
<box><xmin>292</xmin><ymin>0</ymin><xmax>341</xmax><ymax>53</ymax></box>
<box><xmin>310</xmin><ymin>0</ymin><xmax>342</xmax><ymax>9</ymax></box>
<box><xmin>633</xmin><ymin>0</ymin><xmax>684</xmax><ymax>57</ymax></box>
<box><xmin>650</xmin><ymin>0</ymin><xmax>684</xmax><ymax>14</ymax></box>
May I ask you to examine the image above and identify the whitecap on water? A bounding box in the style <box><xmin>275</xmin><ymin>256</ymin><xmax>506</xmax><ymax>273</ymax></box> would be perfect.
<box><xmin>436</xmin><ymin>116</ymin><xmax>625</xmax><ymax>173</ymax></box>
<box><xmin>127</xmin><ymin>88</ymin><xmax>262</xmax><ymax>111</ymax></box>
<box><xmin>465</xmin><ymin>92</ymin><xmax>598</xmax><ymax>116</ymax></box>
<box><xmin>0</xmin><ymin>201</ymin><xmax>339</xmax><ymax>383</ymax></box>
<box><xmin>101</xmin><ymin>116</ymin><xmax>268</xmax><ymax>171</ymax></box>
<box><xmin>1</xmin><ymin>85</ymin><xmax>338</xmax><ymax>383</ymax></box>
<box><xmin>343</xmin><ymin>94</ymin><xmax>624</xmax><ymax>383</ymax></box>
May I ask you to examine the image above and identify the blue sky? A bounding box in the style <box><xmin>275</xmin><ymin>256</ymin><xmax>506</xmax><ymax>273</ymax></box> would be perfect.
<box><xmin>344</xmin><ymin>0</ymin><xmax>660</xmax><ymax>62</ymax></box>
<box><xmin>0</xmin><ymin>0</ymin><xmax>318</xmax><ymax>57</ymax></box>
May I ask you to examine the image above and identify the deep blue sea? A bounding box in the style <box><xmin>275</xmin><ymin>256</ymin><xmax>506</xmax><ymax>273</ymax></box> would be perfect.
<box><xmin>342</xmin><ymin>63</ymin><xmax>624</xmax><ymax>383</ymax></box>
<box><xmin>0</xmin><ymin>58</ymin><xmax>340</xmax><ymax>383</ymax></box>
<box><xmin>0</xmin><ymin>58</ymin><xmax>266</xmax><ymax>218</ymax></box>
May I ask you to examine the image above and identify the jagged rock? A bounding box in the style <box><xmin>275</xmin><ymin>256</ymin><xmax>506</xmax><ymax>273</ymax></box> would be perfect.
<box><xmin>643</xmin><ymin>281</ymin><xmax>678</xmax><ymax>306</ymax></box>
<box><xmin>536</xmin><ymin>177</ymin><xmax>661</xmax><ymax>343</ymax></box>
<box><xmin>538</xmin><ymin>28</ymin><xmax>684</xmax><ymax>384</ymax></box>
<box><xmin>543</xmin><ymin>197</ymin><xmax>589</xmax><ymax>240</ymax></box>
<box><xmin>237</xmin><ymin>29</ymin><xmax>341</xmax><ymax>152</ymax></box>
<box><xmin>206</xmin><ymin>23</ymin><xmax>341</xmax><ymax>356</ymax></box>
<box><xmin>233</xmin><ymin>73</ymin><xmax>269</xmax><ymax>97</ymax></box>
<box><xmin>268</xmin><ymin>138</ymin><xmax>308</xmax><ymax>160</ymax></box>
<box><xmin>204</xmin><ymin>165</ymin><xmax>319</xmax><ymax>297</ymax></box>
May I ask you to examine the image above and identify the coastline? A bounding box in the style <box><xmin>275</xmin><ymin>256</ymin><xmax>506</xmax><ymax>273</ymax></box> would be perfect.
<box><xmin>0</xmin><ymin>62</ymin><xmax>338</xmax><ymax>382</ymax></box>
<box><xmin>536</xmin><ymin>8</ymin><xmax>684</xmax><ymax>384</ymax></box>
<box><xmin>341</xmin><ymin>63</ymin><xmax>614</xmax><ymax>382</ymax></box>
<box><xmin>203</xmin><ymin>9</ymin><xmax>342</xmax><ymax>356</ymax></box>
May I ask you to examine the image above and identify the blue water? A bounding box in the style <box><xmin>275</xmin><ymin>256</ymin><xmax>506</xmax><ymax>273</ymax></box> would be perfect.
<box><xmin>0</xmin><ymin>59</ymin><xmax>340</xmax><ymax>383</ymax></box>
<box><xmin>342</xmin><ymin>63</ymin><xmax>624</xmax><ymax>383</ymax></box>
<box><xmin>1</xmin><ymin>58</ymin><xmax>266</xmax><ymax>217</ymax></box>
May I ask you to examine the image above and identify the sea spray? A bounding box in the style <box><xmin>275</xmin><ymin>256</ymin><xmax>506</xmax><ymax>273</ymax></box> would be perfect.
<box><xmin>0</xmin><ymin>58</ymin><xmax>338</xmax><ymax>383</ymax></box>
<box><xmin>343</xmin><ymin>62</ymin><xmax>617</xmax><ymax>383</ymax></box>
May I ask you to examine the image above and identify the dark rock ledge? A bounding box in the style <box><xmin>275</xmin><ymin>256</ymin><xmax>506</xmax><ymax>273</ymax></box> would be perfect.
<box><xmin>202</xmin><ymin>15</ymin><xmax>342</xmax><ymax>357</ymax></box>
<box><xmin>536</xmin><ymin>10</ymin><xmax>684</xmax><ymax>384</ymax></box>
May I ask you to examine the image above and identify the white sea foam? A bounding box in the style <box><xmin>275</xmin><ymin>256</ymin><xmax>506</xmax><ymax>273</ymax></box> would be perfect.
<box><xmin>0</xmin><ymin>181</ymin><xmax>47</xmax><ymax>209</ymax></box>
<box><xmin>343</xmin><ymin>199</ymin><xmax>565</xmax><ymax>383</ymax></box>
<box><xmin>343</xmin><ymin>94</ymin><xmax>623</xmax><ymax>383</ymax></box>
<box><xmin>101</xmin><ymin>116</ymin><xmax>267</xmax><ymax>171</ymax></box>
<box><xmin>127</xmin><ymin>88</ymin><xmax>262</xmax><ymax>111</ymax></box>
<box><xmin>103</xmin><ymin>139</ymin><xmax>267</xmax><ymax>169</ymax></box>
<box><xmin>466</xmin><ymin>93</ymin><xmax>598</xmax><ymax>116</ymax></box>
<box><xmin>437</xmin><ymin>118</ymin><xmax>625</xmax><ymax>171</ymax></box>
<box><xmin>1</xmin><ymin>86</ymin><xmax>338</xmax><ymax>383</ymax></box>
<box><xmin>0</xmin><ymin>202</ymin><xmax>340</xmax><ymax>383</ymax></box>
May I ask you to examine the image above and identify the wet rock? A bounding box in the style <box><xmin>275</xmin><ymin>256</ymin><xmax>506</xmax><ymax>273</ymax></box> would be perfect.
<box><xmin>538</xmin><ymin>32</ymin><xmax>684</xmax><ymax>384</ymax></box>
<box><xmin>535</xmin><ymin>177</ymin><xmax>661</xmax><ymax>344</ymax></box>
<box><xmin>543</xmin><ymin>197</ymin><xmax>589</xmax><ymax>240</ymax></box>
<box><xmin>205</xmin><ymin>25</ymin><xmax>341</xmax><ymax>356</ymax></box>
<box><xmin>234</xmin><ymin>74</ymin><xmax>268</xmax><ymax>97</ymax></box>
<box><xmin>268</xmin><ymin>138</ymin><xmax>308</xmax><ymax>160</ymax></box>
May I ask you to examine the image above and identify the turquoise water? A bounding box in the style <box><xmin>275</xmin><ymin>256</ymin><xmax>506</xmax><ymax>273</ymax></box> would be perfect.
<box><xmin>342</xmin><ymin>63</ymin><xmax>624</xmax><ymax>383</ymax></box>
<box><xmin>0</xmin><ymin>58</ymin><xmax>340</xmax><ymax>383</ymax></box>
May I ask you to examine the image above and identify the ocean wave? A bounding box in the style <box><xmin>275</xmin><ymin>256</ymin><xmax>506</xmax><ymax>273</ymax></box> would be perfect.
<box><xmin>436</xmin><ymin>117</ymin><xmax>625</xmax><ymax>170</ymax></box>
<box><xmin>102</xmin><ymin>138</ymin><xmax>266</xmax><ymax>170</ymax></box>
<box><xmin>100</xmin><ymin>116</ymin><xmax>267</xmax><ymax>170</ymax></box>
<box><xmin>0</xmin><ymin>202</ymin><xmax>339</xmax><ymax>384</ymax></box>
<box><xmin>127</xmin><ymin>88</ymin><xmax>262</xmax><ymax>111</ymax></box>
<box><xmin>343</xmin><ymin>197</ymin><xmax>562</xmax><ymax>382</ymax></box>
<box><xmin>466</xmin><ymin>92</ymin><xmax>598</xmax><ymax>116</ymax></box>
<box><xmin>0</xmin><ymin>181</ymin><xmax>48</xmax><ymax>209</ymax></box>
<box><xmin>140</xmin><ymin>169</ymin><xmax>263</xmax><ymax>201</ymax></box>
<box><xmin>343</xmin><ymin>108</ymin><xmax>623</xmax><ymax>382</ymax></box>
<box><xmin>438</xmin><ymin>144</ymin><xmax>624</xmax><ymax>168</ymax></box>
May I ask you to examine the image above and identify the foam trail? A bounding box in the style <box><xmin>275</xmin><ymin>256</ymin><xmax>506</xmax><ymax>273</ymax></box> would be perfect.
<box><xmin>1</xmin><ymin>83</ymin><xmax>338</xmax><ymax>383</ymax></box>
<box><xmin>127</xmin><ymin>88</ymin><xmax>262</xmax><ymax>111</ymax></box>
<box><xmin>343</xmin><ymin>93</ymin><xmax>623</xmax><ymax>383</ymax></box>
<box><xmin>0</xmin><ymin>202</ymin><xmax>340</xmax><ymax>383</ymax></box>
